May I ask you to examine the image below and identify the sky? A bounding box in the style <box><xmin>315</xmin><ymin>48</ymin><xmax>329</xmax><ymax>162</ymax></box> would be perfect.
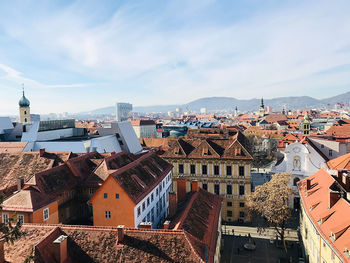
<box><xmin>0</xmin><ymin>0</ymin><xmax>350</xmax><ymax>115</ymax></box>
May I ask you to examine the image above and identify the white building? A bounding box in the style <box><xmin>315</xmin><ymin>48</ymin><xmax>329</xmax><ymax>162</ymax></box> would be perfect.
<box><xmin>272</xmin><ymin>141</ymin><xmax>327</xmax><ymax>208</ymax></box>
<box><xmin>116</xmin><ymin>102</ymin><xmax>133</xmax><ymax>122</ymax></box>
<box><xmin>130</xmin><ymin>119</ymin><xmax>157</xmax><ymax>138</ymax></box>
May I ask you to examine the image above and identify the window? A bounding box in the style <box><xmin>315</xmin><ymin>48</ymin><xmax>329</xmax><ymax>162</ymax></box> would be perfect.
<box><xmin>214</xmin><ymin>165</ymin><xmax>219</xmax><ymax>175</ymax></box>
<box><xmin>239</xmin><ymin>185</ymin><xmax>245</xmax><ymax>195</ymax></box>
<box><xmin>214</xmin><ymin>184</ymin><xmax>220</xmax><ymax>195</ymax></box>
<box><xmin>159</xmin><ymin>184</ymin><xmax>162</xmax><ymax>192</ymax></box>
<box><xmin>239</xmin><ymin>166</ymin><xmax>245</xmax><ymax>176</ymax></box>
<box><xmin>239</xmin><ymin>202</ymin><xmax>245</xmax><ymax>207</ymax></box>
<box><xmin>226</xmin><ymin>166</ymin><xmax>232</xmax><ymax>176</ymax></box>
<box><xmin>142</xmin><ymin>202</ymin><xmax>146</xmax><ymax>211</ymax></box>
<box><xmin>89</xmin><ymin>188</ymin><xmax>94</xmax><ymax>195</ymax></box>
<box><xmin>227</xmin><ymin>202</ymin><xmax>232</xmax><ymax>207</ymax></box>
<box><xmin>321</xmin><ymin>144</ymin><xmax>324</xmax><ymax>148</ymax></box>
<box><xmin>226</xmin><ymin>185</ymin><xmax>232</xmax><ymax>195</ymax></box>
<box><xmin>151</xmin><ymin>193</ymin><xmax>154</xmax><ymax>202</ymax></box>
<box><xmin>227</xmin><ymin>210</ymin><xmax>232</xmax><ymax>217</ymax></box>
<box><xmin>239</xmin><ymin>212</ymin><xmax>245</xmax><ymax>218</ymax></box>
<box><xmin>329</xmin><ymin>149</ymin><xmax>333</xmax><ymax>157</ymax></box>
<box><xmin>179</xmin><ymin>164</ymin><xmax>184</xmax><ymax>174</ymax></box>
<box><xmin>293</xmin><ymin>177</ymin><xmax>300</xmax><ymax>186</ymax></box>
<box><xmin>17</xmin><ymin>214</ymin><xmax>24</xmax><ymax>224</ymax></box>
<box><xmin>24</xmin><ymin>118</ymin><xmax>27</xmax><ymax>122</ymax></box>
<box><xmin>2</xmin><ymin>213</ymin><xmax>9</xmax><ymax>224</ymax></box>
<box><xmin>202</xmin><ymin>165</ymin><xmax>207</xmax><ymax>175</ymax></box>
<box><xmin>137</xmin><ymin>207</ymin><xmax>141</xmax><ymax>217</ymax></box>
<box><xmin>24</xmin><ymin>111</ymin><xmax>27</xmax><ymax>114</ymax></box>
<box><xmin>115</xmin><ymin>193</ymin><xmax>119</xmax><ymax>199</ymax></box>
<box><xmin>202</xmin><ymin>183</ymin><xmax>208</xmax><ymax>191</ymax></box>
<box><xmin>147</xmin><ymin>197</ymin><xmax>150</xmax><ymax>206</ymax></box>
<box><xmin>43</xmin><ymin>208</ymin><xmax>49</xmax><ymax>221</ymax></box>
<box><xmin>156</xmin><ymin>188</ymin><xmax>159</xmax><ymax>196</ymax></box>
<box><xmin>190</xmin><ymin>164</ymin><xmax>196</xmax><ymax>174</ymax></box>
<box><xmin>105</xmin><ymin>211</ymin><xmax>111</xmax><ymax>219</ymax></box>
<box><xmin>104</xmin><ymin>193</ymin><xmax>108</xmax><ymax>199</ymax></box>
<box><xmin>116</xmin><ymin>133</ymin><xmax>120</xmax><ymax>138</ymax></box>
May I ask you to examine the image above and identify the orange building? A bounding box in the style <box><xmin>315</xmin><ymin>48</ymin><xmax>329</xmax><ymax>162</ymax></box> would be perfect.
<box><xmin>89</xmin><ymin>152</ymin><xmax>173</xmax><ymax>228</ymax></box>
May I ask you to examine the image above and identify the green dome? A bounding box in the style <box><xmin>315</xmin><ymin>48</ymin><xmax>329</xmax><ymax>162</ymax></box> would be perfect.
<box><xmin>19</xmin><ymin>91</ymin><xmax>30</xmax><ymax>107</ymax></box>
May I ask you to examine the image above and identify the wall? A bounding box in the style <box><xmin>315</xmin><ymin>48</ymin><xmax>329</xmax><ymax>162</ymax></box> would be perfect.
<box><xmin>91</xmin><ymin>176</ymin><xmax>135</xmax><ymax>228</ymax></box>
<box><xmin>31</xmin><ymin>202</ymin><xmax>59</xmax><ymax>224</ymax></box>
<box><xmin>134</xmin><ymin>171</ymin><xmax>172</xmax><ymax>228</ymax></box>
<box><xmin>168</xmin><ymin>157</ymin><xmax>251</xmax><ymax>222</ymax></box>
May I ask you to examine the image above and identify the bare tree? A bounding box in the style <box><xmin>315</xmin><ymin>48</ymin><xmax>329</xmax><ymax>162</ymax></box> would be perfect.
<box><xmin>246</xmin><ymin>172</ymin><xmax>293</xmax><ymax>251</ymax></box>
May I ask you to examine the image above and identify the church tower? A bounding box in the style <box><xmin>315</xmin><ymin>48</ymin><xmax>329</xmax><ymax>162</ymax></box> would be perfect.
<box><xmin>19</xmin><ymin>87</ymin><xmax>31</xmax><ymax>123</ymax></box>
<box><xmin>259</xmin><ymin>97</ymin><xmax>265</xmax><ymax>118</ymax></box>
<box><xmin>302</xmin><ymin>112</ymin><xmax>310</xmax><ymax>136</ymax></box>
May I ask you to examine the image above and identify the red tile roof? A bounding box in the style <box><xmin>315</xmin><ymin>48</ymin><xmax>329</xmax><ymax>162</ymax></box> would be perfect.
<box><xmin>327</xmin><ymin>153</ymin><xmax>350</xmax><ymax>171</ymax></box>
<box><xmin>0</xmin><ymin>142</ymin><xmax>27</xmax><ymax>153</ymax></box>
<box><xmin>298</xmin><ymin>169</ymin><xmax>350</xmax><ymax>262</ymax></box>
<box><xmin>170</xmin><ymin>188</ymin><xmax>222</xmax><ymax>263</ymax></box>
<box><xmin>130</xmin><ymin>119</ymin><xmax>156</xmax><ymax>126</ymax></box>
<box><xmin>5</xmin><ymin>224</ymin><xmax>203</xmax><ymax>263</ymax></box>
<box><xmin>108</xmin><ymin>152</ymin><xmax>173</xmax><ymax>203</ymax></box>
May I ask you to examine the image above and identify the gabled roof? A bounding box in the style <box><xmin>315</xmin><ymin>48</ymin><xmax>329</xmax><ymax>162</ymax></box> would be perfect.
<box><xmin>169</xmin><ymin>188</ymin><xmax>222</xmax><ymax>263</ymax></box>
<box><xmin>298</xmin><ymin>169</ymin><xmax>350</xmax><ymax>262</ymax></box>
<box><xmin>5</xmin><ymin>224</ymin><xmax>203</xmax><ymax>263</ymax></box>
<box><xmin>0</xmin><ymin>152</ymin><xmax>71</xmax><ymax>190</ymax></box>
<box><xmin>108</xmin><ymin>152</ymin><xmax>172</xmax><ymax>204</ymax></box>
<box><xmin>327</xmin><ymin>153</ymin><xmax>350</xmax><ymax>171</ymax></box>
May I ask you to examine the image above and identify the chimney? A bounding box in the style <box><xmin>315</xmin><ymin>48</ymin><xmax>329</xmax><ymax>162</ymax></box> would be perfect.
<box><xmin>163</xmin><ymin>220</ymin><xmax>170</xmax><ymax>230</ymax></box>
<box><xmin>139</xmin><ymin>222</ymin><xmax>152</xmax><ymax>229</ymax></box>
<box><xmin>0</xmin><ymin>240</ymin><xmax>4</xmax><ymax>263</ymax></box>
<box><xmin>329</xmin><ymin>191</ymin><xmax>341</xmax><ymax>209</ymax></box>
<box><xmin>177</xmin><ymin>178</ymin><xmax>187</xmax><ymax>203</ymax></box>
<box><xmin>191</xmin><ymin>180</ymin><xmax>199</xmax><ymax>192</ymax></box>
<box><xmin>168</xmin><ymin>192</ymin><xmax>177</xmax><ymax>218</ymax></box>
<box><xmin>117</xmin><ymin>225</ymin><xmax>125</xmax><ymax>243</ymax></box>
<box><xmin>17</xmin><ymin>177</ymin><xmax>25</xmax><ymax>191</ymax></box>
<box><xmin>39</xmin><ymin>148</ymin><xmax>45</xmax><ymax>157</ymax></box>
<box><xmin>53</xmin><ymin>235</ymin><xmax>68</xmax><ymax>263</ymax></box>
<box><xmin>306</xmin><ymin>179</ymin><xmax>311</xmax><ymax>190</ymax></box>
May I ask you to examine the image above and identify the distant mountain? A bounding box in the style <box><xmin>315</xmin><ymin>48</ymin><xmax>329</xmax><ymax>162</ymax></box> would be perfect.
<box><xmin>80</xmin><ymin>91</ymin><xmax>350</xmax><ymax>115</ymax></box>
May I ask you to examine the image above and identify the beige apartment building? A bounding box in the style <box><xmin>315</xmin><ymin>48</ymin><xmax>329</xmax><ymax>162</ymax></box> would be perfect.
<box><xmin>161</xmin><ymin>129</ymin><xmax>253</xmax><ymax>222</ymax></box>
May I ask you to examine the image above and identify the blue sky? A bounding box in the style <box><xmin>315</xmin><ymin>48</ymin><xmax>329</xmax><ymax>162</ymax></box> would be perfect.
<box><xmin>0</xmin><ymin>0</ymin><xmax>350</xmax><ymax>115</ymax></box>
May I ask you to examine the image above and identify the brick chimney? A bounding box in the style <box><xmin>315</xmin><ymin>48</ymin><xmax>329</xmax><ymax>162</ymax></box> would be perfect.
<box><xmin>117</xmin><ymin>225</ymin><xmax>125</xmax><ymax>243</ymax></box>
<box><xmin>168</xmin><ymin>192</ymin><xmax>177</xmax><ymax>218</ymax></box>
<box><xmin>17</xmin><ymin>177</ymin><xmax>24</xmax><ymax>191</ymax></box>
<box><xmin>329</xmin><ymin>191</ymin><xmax>341</xmax><ymax>209</ymax></box>
<box><xmin>139</xmin><ymin>222</ymin><xmax>152</xmax><ymax>229</ymax></box>
<box><xmin>163</xmin><ymin>220</ymin><xmax>170</xmax><ymax>230</ymax></box>
<box><xmin>191</xmin><ymin>180</ymin><xmax>199</xmax><ymax>192</ymax></box>
<box><xmin>0</xmin><ymin>240</ymin><xmax>4</xmax><ymax>263</ymax></box>
<box><xmin>53</xmin><ymin>235</ymin><xmax>68</xmax><ymax>263</ymax></box>
<box><xmin>177</xmin><ymin>178</ymin><xmax>187</xmax><ymax>203</ymax></box>
<box><xmin>39</xmin><ymin>148</ymin><xmax>45</xmax><ymax>157</ymax></box>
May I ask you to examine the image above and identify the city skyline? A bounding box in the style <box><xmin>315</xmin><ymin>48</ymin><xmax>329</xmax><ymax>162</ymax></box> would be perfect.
<box><xmin>1</xmin><ymin>0</ymin><xmax>350</xmax><ymax>115</ymax></box>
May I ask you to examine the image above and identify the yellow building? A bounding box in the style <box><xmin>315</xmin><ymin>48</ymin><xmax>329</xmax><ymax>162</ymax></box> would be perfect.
<box><xmin>298</xmin><ymin>167</ymin><xmax>350</xmax><ymax>263</ymax></box>
<box><xmin>19</xmin><ymin>89</ymin><xmax>31</xmax><ymax>123</ymax></box>
<box><xmin>161</xmin><ymin>129</ymin><xmax>253</xmax><ymax>222</ymax></box>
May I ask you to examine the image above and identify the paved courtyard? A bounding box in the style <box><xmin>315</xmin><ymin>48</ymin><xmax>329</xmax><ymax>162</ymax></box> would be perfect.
<box><xmin>220</xmin><ymin>226</ymin><xmax>302</xmax><ymax>263</ymax></box>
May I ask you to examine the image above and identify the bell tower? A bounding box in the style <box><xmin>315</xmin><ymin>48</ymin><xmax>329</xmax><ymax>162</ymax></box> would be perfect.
<box><xmin>19</xmin><ymin>85</ymin><xmax>31</xmax><ymax>123</ymax></box>
<box><xmin>259</xmin><ymin>97</ymin><xmax>265</xmax><ymax>118</ymax></box>
<box><xmin>303</xmin><ymin>112</ymin><xmax>310</xmax><ymax>136</ymax></box>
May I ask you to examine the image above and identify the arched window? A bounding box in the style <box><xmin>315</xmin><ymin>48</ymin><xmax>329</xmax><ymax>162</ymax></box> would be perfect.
<box><xmin>24</xmin><ymin>111</ymin><xmax>27</xmax><ymax>115</ymax></box>
<box><xmin>24</xmin><ymin>118</ymin><xmax>27</xmax><ymax>122</ymax></box>
<box><xmin>293</xmin><ymin>177</ymin><xmax>300</xmax><ymax>186</ymax></box>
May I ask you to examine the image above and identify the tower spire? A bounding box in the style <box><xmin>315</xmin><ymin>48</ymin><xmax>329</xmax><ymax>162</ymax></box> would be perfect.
<box><xmin>22</xmin><ymin>83</ymin><xmax>24</xmax><ymax>96</ymax></box>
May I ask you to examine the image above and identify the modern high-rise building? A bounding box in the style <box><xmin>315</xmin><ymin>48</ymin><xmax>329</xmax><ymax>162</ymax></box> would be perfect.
<box><xmin>115</xmin><ymin>102</ymin><xmax>133</xmax><ymax>121</ymax></box>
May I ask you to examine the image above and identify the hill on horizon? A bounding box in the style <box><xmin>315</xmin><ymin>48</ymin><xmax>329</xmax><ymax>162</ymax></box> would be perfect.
<box><xmin>79</xmin><ymin>91</ymin><xmax>350</xmax><ymax>115</ymax></box>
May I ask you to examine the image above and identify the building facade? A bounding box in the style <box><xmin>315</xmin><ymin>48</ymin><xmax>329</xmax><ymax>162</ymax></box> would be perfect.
<box><xmin>116</xmin><ymin>102</ymin><xmax>133</xmax><ymax>122</ymax></box>
<box><xmin>161</xmin><ymin>130</ymin><xmax>253</xmax><ymax>222</ymax></box>
<box><xmin>130</xmin><ymin>119</ymin><xmax>157</xmax><ymax>138</ymax></box>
